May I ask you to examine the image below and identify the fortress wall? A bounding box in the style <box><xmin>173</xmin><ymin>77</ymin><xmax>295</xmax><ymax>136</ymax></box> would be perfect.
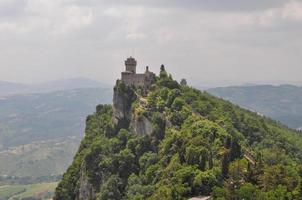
<box><xmin>121</xmin><ymin>73</ymin><xmax>146</xmax><ymax>87</ymax></box>
<box><xmin>121</xmin><ymin>73</ymin><xmax>134</xmax><ymax>86</ymax></box>
<box><xmin>133</xmin><ymin>74</ymin><xmax>145</xmax><ymax>86</ymax></box>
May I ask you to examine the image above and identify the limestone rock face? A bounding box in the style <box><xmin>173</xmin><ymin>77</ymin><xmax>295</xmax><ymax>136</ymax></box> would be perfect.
<box><xmin>77</xmin><ymin>162</ymin><xmax>96</xmax><ymax>200</ymax></box>
<box><xmin>112</xmin><ymin>81</ymin><xmax>137</xmax><ymax>129</ymax></box>
<box><xmin>130</xmin><ymin>115</ymin><xmax>153</xmax><ymax>136</ymax></box>
<box><xmin>112</xmin><ymin>80</ymin><xmax>155</xmax><ymax>136</ymax></box>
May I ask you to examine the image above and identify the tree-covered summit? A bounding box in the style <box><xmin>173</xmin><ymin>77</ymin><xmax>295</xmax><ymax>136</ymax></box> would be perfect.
<box><xmin>54</xmin><ymin>67</ymin><xmax>302</xmax><ymax>200</ymax></box>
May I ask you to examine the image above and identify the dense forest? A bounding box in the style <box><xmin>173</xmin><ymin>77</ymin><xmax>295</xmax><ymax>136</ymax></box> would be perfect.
<box><xmin>54</xmin><ymin>67</ymin><xmax>302</xmax><ymax>200</ymax></box>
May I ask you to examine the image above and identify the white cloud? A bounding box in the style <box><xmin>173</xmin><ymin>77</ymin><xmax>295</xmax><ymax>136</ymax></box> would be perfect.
<box><xmin>282</xmin><ymin>1</ymin><xmax>302</xmax><ymax>20</ymax></box>
<box><xmin>0</xmin><ymin>0</ymin><xmax>94</xmax><ymax>35</ymax></box>
<box><xmin>54</xmin><ymin>5</ymin><xmax>94</xmax><ymax>34</ymax></box>
<box><xmin>253</xmin><ymin>1</ymin><xmax>302</xmax><ymax>26</ymax></box>
<box><xmin>0</xmin><ymin>22</ymin><xmax>28</xmax><ymax>33</ymax></box>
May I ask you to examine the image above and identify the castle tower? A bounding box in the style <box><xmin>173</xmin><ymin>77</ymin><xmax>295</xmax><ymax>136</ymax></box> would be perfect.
<box><xmin>125</xmin><ymin>57</ymin><xmax>137</xmax><ymax>73</ymax></box>
<box><xmin>121</xmin><ymin>57</ymin><xmax>155</xmax><ymax>89</ymax></box>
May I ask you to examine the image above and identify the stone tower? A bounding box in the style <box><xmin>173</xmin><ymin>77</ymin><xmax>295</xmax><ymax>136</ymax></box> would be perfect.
<box><xmin>125</xmin><ymin>57</ymin><xmax>137</xmax><ymax>73</ymax></box>
<box><xmin>121</xmin><ymin>57</ymin><xmax>155</xmax><ymax>89</ymax></box>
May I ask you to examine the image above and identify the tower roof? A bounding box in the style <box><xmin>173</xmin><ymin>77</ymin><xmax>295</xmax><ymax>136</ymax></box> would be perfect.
<box><xmin>125</xmin><ymin>57</ymin><xmax>137</xmax><ymax>66</ymax></box>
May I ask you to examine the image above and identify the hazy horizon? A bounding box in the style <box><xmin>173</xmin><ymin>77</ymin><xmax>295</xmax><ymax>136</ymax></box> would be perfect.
<box><xmin>1</xmin><ymin>76</ymin><xmax>301</xmax><ymax>89</ymax></box>
<box><xmin>0</xmin><ymin>0</ymin><xmax>301</xmax><ymax>86</ymax></box>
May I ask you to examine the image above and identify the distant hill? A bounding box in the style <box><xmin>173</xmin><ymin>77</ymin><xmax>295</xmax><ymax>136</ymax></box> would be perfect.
<box><xmin>208</xmin><ymin>85</ymin><xmax>302</xmax><ymax>130</ymax></box>
<box><xmin>0</xmin><ymin>87</ymin><xmax>112</xmax><ymax>149</ymax></box>
<box><xmin>0</xmin><ymin>81</ymin><xmax>29</xmax><ymax>96</ymax></box>
<box><xmin>31</xmin><ymin>77</ymin><xmax>108</xmax><ymax>93</ymax></box>
<box><xmin>0</xmin><ymin>138</ymin><xmax>79</xmax><ymax>182</ymax></box>
<box><xmin>0</xmin><ymin>87</ymin><xmax>112</xmax><ymax>182</ymax></box>
<box><xmin>0</xmin><ymin>78</ymin><xmax>108</xmax><ymax>97</ymax></box>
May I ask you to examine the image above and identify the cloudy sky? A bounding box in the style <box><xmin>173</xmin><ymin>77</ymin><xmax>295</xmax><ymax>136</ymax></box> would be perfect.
<box><xmin>0</xmin><ymin>0</ymin><xmax>301</xmax><ymax>86</ymax></box>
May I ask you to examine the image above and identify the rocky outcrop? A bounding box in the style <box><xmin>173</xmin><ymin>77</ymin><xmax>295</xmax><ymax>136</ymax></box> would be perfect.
<box><xmin>112</xmin><ymin>79</ymin><xmax>157</xmax><ymax>136</ymax></box>
<box><xmin>130</xmin><ymin>115</ymin><xmax>153</xmax><ymax>136</ymax></box>
<box><xmin>112</xmin><ymin>80</ymin><xmax>137</xmax><ymax>129</ymax></box>
<box><xmin>77</xmin><ymin>162</ymin><xmax>96</xmax><ymax>200</ymax></box>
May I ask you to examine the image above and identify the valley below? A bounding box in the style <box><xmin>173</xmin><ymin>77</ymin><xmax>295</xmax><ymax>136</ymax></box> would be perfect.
<box><xmin>0</xmin><ymin>82</ymin><xmax>112</xmax><ymax>200</ymax></box>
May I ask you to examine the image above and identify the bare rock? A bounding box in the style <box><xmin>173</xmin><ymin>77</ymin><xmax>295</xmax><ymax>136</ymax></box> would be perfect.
<box><xmin>77</xmin><ymin>162</ymin><xmax>96</xmax><ymax>200</ymax></box>
<box><xmin>130</xmin><ymin>115</ymin><xmax>153</xmax><ymax>136</ymax></box>
<box><xmin>112</xmin><ymin>80</ymin><xmax>137</xmax><ymax>129</ymax></box>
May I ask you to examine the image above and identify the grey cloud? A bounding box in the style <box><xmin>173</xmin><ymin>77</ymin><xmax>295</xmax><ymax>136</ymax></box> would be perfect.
<box><xmin>0</xmin><ymin>0</ymin><xmax>26</xmax><ymax>19</ymax></box>
<box><xmin>169</xmin><ymin>0</ymin><xmax>290</xmax><ymax>11</ymax></box>
<box><xmin>0</xmin><ymin>0</ymin><xmax>301</xmax><ymax>86</ymax></box>
<box><xmin>73</xmin><ymin>0</ymin><xmax>290</xmax><ymax>11</ymax></box>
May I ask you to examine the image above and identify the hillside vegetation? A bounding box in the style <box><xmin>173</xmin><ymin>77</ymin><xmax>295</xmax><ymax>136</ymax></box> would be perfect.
<box><xmin>55</xmin><ymin>68</ymin><xmax>302</xmax><ymax>200</ymax></box>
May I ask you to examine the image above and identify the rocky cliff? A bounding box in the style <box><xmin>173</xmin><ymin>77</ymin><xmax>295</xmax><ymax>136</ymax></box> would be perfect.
<box><xmin>112</xmin><ymin>80</ymin><xmax>137</xmax><ymax>129</ymax></box>
<box><xmin>112</xmin><ymin>80</ymin><xmax>154</xmax><ymax>137</ymax></box>
<box><xmin>130</xmin><ymin>115</ymin><xmax>153</xmax><ymax>136</ymax></box>
<box><xmin>77</xmin><ymin>161</ymin><xmax>96</xmax><ymax>200</ymax></box>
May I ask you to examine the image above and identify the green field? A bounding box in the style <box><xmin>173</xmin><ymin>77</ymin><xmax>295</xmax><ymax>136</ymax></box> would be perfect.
<box><xmin>0</xmin><ymin>182</ymin><xmax>57</xmax><ymax>200</ymax></box>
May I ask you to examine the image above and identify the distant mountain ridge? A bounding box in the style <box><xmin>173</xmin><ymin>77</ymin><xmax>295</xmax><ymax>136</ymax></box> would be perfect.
<box><xmin>208</xmin><ymin>84</ymin><xmax>302</xmax><ymax>129</ymax></box>
<box><xmin>0</xmin><ymin>81</ymin><xmax>29</xmax><ymax>96</ymax></box>
<box><xmin>0</xmin><ymin>78</ymin><xmax>109</xmax><ymax>97</ymax></box>
<box><xmin>0</xmin><ymin>87</ymin><xmax>112</xmax><ymax>149</ymax></box>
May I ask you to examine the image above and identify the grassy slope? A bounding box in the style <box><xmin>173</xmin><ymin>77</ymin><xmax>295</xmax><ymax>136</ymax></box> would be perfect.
<box><xmin>0</xmin><ymin>138</ymin><xmax>80</xmax><ymax>181</ymax></box>
<box><xmin>0</xmin><ymin>182</ymin><xmax>57</xmax><ymax>199</ymax></box>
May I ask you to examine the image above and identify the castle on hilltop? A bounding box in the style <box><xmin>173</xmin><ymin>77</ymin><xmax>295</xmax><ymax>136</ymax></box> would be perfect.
<box><xmin>121</xmin><ymin>57</ymin><xmax>155</xmax><ymax>89</ymax></box>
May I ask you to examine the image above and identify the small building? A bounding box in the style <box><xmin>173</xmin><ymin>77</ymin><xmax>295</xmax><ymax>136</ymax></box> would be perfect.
<box><xmin>121</xmin><ymin>57</ymin><xmax>155</xmax><ymax>89</ymax></box>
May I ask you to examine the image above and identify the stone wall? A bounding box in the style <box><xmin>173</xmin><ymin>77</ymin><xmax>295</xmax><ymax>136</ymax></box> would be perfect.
<box><xmin>121</xmin><ymin>72</ymin><xmax>147</xmax><ymax>88</ymax></box>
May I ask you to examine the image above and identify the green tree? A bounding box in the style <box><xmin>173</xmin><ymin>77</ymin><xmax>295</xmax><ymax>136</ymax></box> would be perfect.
<box><xmin>97</xmin><ymin>175</ymin><xmax>123</xmax><ymax>200</ymax></box>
